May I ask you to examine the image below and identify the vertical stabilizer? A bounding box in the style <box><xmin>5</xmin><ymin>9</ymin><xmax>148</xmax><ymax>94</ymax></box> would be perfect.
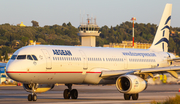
<box><xmin>149</xmin><ymin>4</ymin><xmax>172</xmax><ymax>52</ymax></box>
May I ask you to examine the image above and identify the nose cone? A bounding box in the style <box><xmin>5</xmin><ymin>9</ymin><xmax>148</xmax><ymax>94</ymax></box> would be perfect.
<box><xmin>6</xmin><ymin>60</ymin><xmax>21</xmax><ymax>81</ymax></box>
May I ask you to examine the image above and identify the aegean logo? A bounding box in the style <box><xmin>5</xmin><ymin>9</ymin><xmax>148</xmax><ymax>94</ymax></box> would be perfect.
<box><xmin>155</xmin><ymin>16</ymin><xmax>171</xmax><ymax>46</ymax></box>
<box><xmin>52</xmin><ymin>49</ymin><xmax>72</xmax><ymax>56</ymax></box>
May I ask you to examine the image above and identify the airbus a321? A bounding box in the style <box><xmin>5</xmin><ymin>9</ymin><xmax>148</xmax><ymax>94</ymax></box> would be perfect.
<box><xmin>4</xmin><ymin>4</ymin><xmax>180</xmax><ymax>101</ymax></box>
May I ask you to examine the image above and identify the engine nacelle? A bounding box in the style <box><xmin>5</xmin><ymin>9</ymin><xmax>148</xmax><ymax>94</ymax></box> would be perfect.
<box><xmin>116</xmin><ymin>75</ymin><xmax>147</xmax><ymax>94</ymax></box>
<box><xmin>23</xmin><ymin>84</ymin><xmax>55</xmax><ymax>93</ymax></box>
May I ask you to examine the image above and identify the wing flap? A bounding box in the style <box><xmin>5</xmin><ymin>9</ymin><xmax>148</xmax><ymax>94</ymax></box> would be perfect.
<box><xmin>140</xmin><ymin>66</ymin><xmax>180</xmax><ymax>73</ymax></box>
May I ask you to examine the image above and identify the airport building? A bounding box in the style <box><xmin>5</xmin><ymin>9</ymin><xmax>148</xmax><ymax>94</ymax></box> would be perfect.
<box><xmin>103</xmin><ymin>41</ymin><xmax>152</xmax><ymax>49</ymax></box>
<box><xmin>78</xmin><ymin>17</ymin><xmax>101</xmax><ymax>47</ymax></box>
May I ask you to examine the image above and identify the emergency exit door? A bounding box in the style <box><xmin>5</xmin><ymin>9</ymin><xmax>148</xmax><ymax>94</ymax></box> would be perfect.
<box><xmin>41</xmin><ymin>49</ymin><xmax>52</xmax><ymax>69</ymax></box>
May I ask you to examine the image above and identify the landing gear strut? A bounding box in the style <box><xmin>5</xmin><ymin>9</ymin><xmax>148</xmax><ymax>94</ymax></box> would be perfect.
<box><xmin>124</xmin><ymin>93</ymin><xmax>139</xmax><ymax>100</ymax></box>
<box><xmin>63</xmin><ymin>84</ymin><xmax>78</xmax><ymax>99</ymax></box>
<box><xmin>27</xmin><ymin>84</ymin><xmax>38</xmax><ymax>101</ymax></box>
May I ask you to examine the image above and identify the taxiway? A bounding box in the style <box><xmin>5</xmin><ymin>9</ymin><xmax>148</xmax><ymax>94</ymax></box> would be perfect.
<box><xmin>0</xmin><ymin>84</ymin><xmax>180</xmax><ymax>104</ymax></box>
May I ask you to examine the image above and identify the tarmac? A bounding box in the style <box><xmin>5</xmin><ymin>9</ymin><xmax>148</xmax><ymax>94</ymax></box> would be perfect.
<box><xmin>0</xmin><ymin>84</ymin><xmax>180</xmax><ymax>104</ymax></box>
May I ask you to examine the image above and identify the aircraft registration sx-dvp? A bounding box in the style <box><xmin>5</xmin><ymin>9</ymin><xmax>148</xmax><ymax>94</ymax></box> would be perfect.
<box><xmin>4</xmin><ymin>4</ymin><xmax>179</xmax><ymax>101</ymax></box>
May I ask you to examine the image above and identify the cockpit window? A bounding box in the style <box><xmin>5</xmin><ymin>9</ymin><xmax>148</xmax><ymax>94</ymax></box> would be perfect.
<box><xmin>10</xmin><ymin>55</ymin><xmax>17</xmax><ymax>60</ymax></box>
<box><xmin>27</xmin><ymin>55</ymin><xmax>33</xmax><ymax>60</ymax></box>
<box><xmin>17</xmin><ymin>55</ymin><xmax>26</xmax><ymax>59</ymax></box>
<box><xmin>32</xmin><ymin>55</ymin><xmax>38</xmax><ymax>61</ymax></box>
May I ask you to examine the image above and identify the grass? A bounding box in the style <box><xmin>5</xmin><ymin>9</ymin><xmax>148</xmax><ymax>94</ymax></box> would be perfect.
<box><xmin>151</xmin><ymin>94</ymin><xmax>180</xmax><ymax>104</ymax></box>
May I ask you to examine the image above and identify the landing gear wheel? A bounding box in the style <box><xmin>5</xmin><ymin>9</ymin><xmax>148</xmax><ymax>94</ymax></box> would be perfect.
<box><xmin>124</xmin><ymin>94</ymin><xmax>131</xmax><ymax>100</ymax></box>
<box><xmin>64</xmin><ymin>89</ymin><xmax>70</xmax><ymax>99</ymax></box>
<box><xmin>32</xmin><ymin>94</ymin><xmax>37</xmax><ymax>101</ymax></box>
<box><xmin>70</xmin><ymin>89</ymin><xmax>78</xmax><ymax>99</ymax></box>
<box><xmin>132</xmin><ymin>93</ymin><xmax>138</xmax><ymax>100</ymax></box>
<box><xmin>28</xmin><ymin>94</ymin><xmax>32</xmax><ymax>101</ymax></box>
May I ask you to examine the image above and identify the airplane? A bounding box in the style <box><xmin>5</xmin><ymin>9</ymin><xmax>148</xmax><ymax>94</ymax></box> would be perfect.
<box><xmin>3</xmin><ymin>3</ymin><xmax>179</xmax><ymax>101</ymax></box>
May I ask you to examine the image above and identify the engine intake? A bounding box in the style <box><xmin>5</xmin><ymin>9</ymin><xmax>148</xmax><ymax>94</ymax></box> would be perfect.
<box><xmin>116</xmin><ymin>75</ymin><xmax>147</xmax><ymax>94</ymax></box>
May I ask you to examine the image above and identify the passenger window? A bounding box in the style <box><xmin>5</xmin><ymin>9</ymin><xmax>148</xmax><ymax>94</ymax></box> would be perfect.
<box><xmin>27</xmin><ymin>55</ymin><xmax>33</xmax><ymax>60</ymax></box>
<box><xmin>17</xmin><ymin>55</ymin><xmax>26</xmax><ymax>59</ymax></box>
<box><xmin>11</xmin><ymin>55</ymin><xmax>17</xmax><ymax>60</ymax></box>
<box><xmin>32</xmin><ymin>55</ymin><xmax>38</xmax><ymax>61</ymax></box>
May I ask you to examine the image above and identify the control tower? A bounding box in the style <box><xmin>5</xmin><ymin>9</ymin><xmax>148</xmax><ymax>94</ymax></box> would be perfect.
<box><xmin>78</xmin><ymin>17</ymin><xmax>100</xmax><ymax>47</ymax></box>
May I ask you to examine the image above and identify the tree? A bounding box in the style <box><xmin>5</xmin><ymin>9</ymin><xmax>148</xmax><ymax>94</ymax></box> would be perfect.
<box><xmin>67</xmin><ymin>22</ymin><xmax>72</xmax><ymax>26</ymax></box>
<box><xmin>21</xmin><ymin>37</ymin><xmax>29</xmax><ymax>45</ymax></box>
<box><xmin>168</xmin><ymin>37</ymin><xmax>176</xmax><ymax>52</ymax></box>
<box><xmin>1</xmin><ymin>46</ymin><xmax>12</xmax><ymax>55</ymax></box>
<box><xmin>38</xmin><ymin>38</ymin><xmax>46</xmax><ymax>44</ymax></box>
<box><xmin>62</xmin><ymin>23</ymin><xmax>67</xmax><ymax>27</ymax></box>
<box><xmin>4</xmin><ymin>51</ymin><xmax>8</xmax><ymax>61</ymax></box>
<box><xmin>31</xmin><ymin>20</ymin><xmax>39</xmax><ymax>27</ymax></box>
<box><xmin>11</xmin><ymin>40</ymin><xmax>17</xmax><ymax>49</ymax></box>
<box><xmin>0</xmin><ymin>53</ymin><xmax>2</xmax><ymax>61</ymax></box>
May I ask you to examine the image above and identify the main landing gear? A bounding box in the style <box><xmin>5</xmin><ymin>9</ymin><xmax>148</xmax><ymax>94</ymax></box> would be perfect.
<box><xmin>124</xmin><ymin>93</ymin><xmax>139</xmax><ymax>100</ymax></box>
<box><xmin>63</xmin><ymin>84</ymin><xmax>78</xmax><ymax>99</ymax></box>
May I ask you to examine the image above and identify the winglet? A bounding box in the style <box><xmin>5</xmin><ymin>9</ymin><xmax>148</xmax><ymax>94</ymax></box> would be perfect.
<box><xmin>149</xmin><ymin>4</ymin><xmax>172</xmax><ymax>52</ymax></box>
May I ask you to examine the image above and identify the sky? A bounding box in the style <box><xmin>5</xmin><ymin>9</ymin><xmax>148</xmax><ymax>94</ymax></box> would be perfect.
<box><xmin>0</xmin><ymin>0</ymin><xmax>179</xmax><ymax>28</ymax></box>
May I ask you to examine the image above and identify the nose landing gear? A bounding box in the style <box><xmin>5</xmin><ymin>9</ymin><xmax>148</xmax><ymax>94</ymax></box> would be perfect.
<box><xmin>63</xmin><ymin>84</ymin><xmax>78</xmax><ymax>99</ymax></box>
<box><xmin>27</xmin><ymin>83</ymin><xmax>38</xmax><ymax>101</ymax></box>
<box><xmin>28</xmin><ymin>93</ymin><xmax>37</xmax><ymax>101</ymax></box>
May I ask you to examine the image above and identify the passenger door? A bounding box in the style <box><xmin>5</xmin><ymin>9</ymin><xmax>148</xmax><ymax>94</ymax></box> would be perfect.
<box><xmin>41</xmin><ymin>49</ymin><xmax>52</xmax><ymax>69</ymax></box>
<box><xmin>123</xmin><ymin>55</ymin><xmax>128</xmax><ymax>70</ymax></box>
<box><xmin>79</xmin><ymin>50</ymin><xmax>88</xmax><ymax>70</ymax></box>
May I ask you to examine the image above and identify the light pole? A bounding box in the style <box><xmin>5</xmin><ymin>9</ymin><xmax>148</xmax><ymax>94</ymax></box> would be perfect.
<box><xmin>131</xmin><ymin>17</ymin><xmax>136</xmax><ymax>48</ymax></box>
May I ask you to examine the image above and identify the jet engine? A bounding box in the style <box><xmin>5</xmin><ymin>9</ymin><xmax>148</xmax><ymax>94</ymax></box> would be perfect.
<box><xmin>116</xmin><ymin>75</ymin><xmax>147</xmax><ymax>94</ymax></box>
<box><xmin>23</xmin><ymin>83</ymin><xmax>55</xmax><ymax>93</ymax></box>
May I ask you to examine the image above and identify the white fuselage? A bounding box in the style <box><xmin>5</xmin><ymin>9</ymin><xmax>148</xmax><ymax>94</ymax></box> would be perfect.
<box><xmin>6</xmin><ymin>45</ymin><xmax>174</xmax><ymax>84</ymax></box>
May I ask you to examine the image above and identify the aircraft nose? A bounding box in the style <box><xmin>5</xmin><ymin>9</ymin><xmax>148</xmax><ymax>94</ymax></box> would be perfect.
<box><xmin>6</xmin><ymin>60</ymin><xmax>15</xmax><ymax>72</ymax></box>
<box><xmin>6</xmin><ymin>61</ymin><xmax>20</xmax><ymax>81</ymax></box>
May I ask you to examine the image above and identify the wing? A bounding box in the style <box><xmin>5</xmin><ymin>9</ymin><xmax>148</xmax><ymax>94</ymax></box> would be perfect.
<box><xmin>168</xmin><ymin>57</ymin><xmax>180</xmax><ymax>61</ymax></box>
<box><xmin>100</xmin><ymin>66</ymin><xmax>180</xmax><ymax>79</ymax></box>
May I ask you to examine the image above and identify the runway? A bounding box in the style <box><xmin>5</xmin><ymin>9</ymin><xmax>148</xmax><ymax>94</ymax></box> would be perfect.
<box><xmin>0</xmin><ymin>84</ymin><xmax>180</xmax><ymax>104</ymax></box>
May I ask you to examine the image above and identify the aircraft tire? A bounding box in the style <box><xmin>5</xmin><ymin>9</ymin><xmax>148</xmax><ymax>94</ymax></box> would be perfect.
<box><xmin>70</xmin><ymin>89</ymin><xmax>78</xmax><ymax>99</ymax></box>
<box><xmin>32</xmin><ymin>94</ymin><xmax>37</xmax><ymax>101</ymax></box>
<box><xmin>64</xmin><ymin>89</ymin><xmax>70</xmax><ymax>99</ymax></box>
<box><xmin>132</xmin><ymin>93</ymin><xmax>138</xmax><ymax>100</ymax></box>
<box><xmin>28</xmin><ymin>94</ymin><xmax>32</xmax><ymax>101</ymax></box>
<box><xmin>124</xmin><ymin>94</ymin><xmax>131</xmax><ymax>100</ymax></box>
